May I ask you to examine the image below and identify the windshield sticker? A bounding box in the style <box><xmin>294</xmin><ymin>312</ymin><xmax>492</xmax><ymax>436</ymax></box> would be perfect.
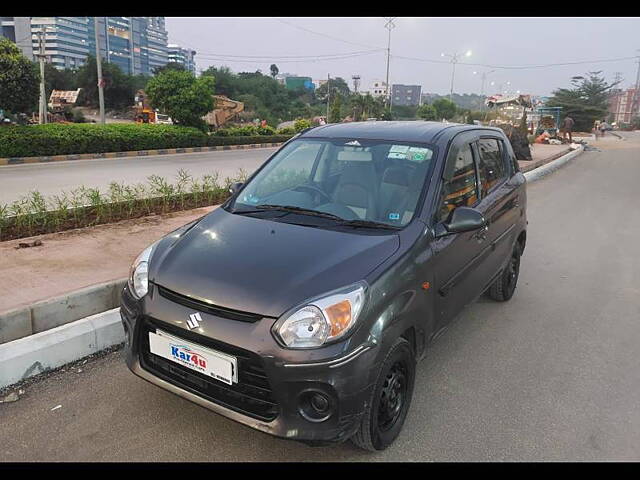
<box><xmin>388</xmin><ymin>145</ymin><xmax>432</xmax><ymax>162</ymax></box>
<box><xmin>389</xmin><ymin>213</ymin><xmax>400</xmax><ymax>221</ymax></box>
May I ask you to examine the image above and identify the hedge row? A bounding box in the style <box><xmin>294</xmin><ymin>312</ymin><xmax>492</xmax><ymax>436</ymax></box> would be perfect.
<box><xmin>0</xmin><ymin>124</ymin><xmax>294</xmax><ymax>158</ymax></box>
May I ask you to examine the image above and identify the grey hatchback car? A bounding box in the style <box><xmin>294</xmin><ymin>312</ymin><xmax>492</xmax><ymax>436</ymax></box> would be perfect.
<box><xmin>120</xmin><ymin>121</ymin><xmax>527</xmax><ymax>451</ymax></box>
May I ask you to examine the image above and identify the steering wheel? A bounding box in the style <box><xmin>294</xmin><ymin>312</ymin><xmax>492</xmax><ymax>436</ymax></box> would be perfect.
<box><xmin>293</xmin><ymin>184</ymin><xmax>332</xmax><ymax>204</ymax></box>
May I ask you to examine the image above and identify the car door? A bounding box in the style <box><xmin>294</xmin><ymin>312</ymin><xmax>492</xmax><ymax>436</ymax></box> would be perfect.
<box><xmin>472</xmin><ymin>135</ymin><xmax>522</xmax><ymax>287</ymax></box>
<box><xmin>430</xmin><ymin>132</ymin><xmax>494</xmax><ymax>330</ymax></box>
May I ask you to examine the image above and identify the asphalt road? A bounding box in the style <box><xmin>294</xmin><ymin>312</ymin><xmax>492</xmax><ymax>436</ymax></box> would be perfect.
<box><xmin>0</xmin><ymin>147</ymin><xmax>277</xmax><ymax>205</ymax></box>
<box><xmin>1</xmin><ymin>134</ymin><xmax>640</xmax><ymax>461</ymax></box>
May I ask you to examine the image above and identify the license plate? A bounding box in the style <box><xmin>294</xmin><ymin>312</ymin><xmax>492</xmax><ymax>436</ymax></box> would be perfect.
<box><xmin>148</xmin><ymin>329</ymin><xmax>238</xmax><ymax>385</ymax></box>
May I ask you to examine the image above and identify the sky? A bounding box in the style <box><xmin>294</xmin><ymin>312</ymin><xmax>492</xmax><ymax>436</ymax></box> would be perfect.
<box><xmin>165</xmin><ymin>17</ymin><xmax>640</xmax><ymax>97</ymax></box>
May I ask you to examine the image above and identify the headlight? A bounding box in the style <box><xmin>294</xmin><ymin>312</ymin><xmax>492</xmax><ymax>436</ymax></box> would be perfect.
<box><xmin>273</xmin><ymin>282</ymin><xmax>367</xmax><ymax>349</ymax></box>
<box><xmin>128</xmin><ymin>242</ymin><xmax>157</xmax><ymax>300</ymax></box>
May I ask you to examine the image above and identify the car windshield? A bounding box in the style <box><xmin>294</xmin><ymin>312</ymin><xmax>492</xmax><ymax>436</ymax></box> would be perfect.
<box><xmin>229</xmin><ymin>138</ymin><xmax>435</xmax><ymax>228</ymax></box>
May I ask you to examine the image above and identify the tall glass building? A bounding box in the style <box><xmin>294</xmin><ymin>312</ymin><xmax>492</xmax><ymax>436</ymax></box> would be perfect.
<box><xmin>167</xmin><ymin>44</ymin><xmax>197</xmax><ymax>74</ymax></box>
<box><xmin>1</xmin><ymin>17</ymin><xmax>170</xmax><ymax>75</ymax></box>
<box><xmin>87</xmin><ymin>17</ymin><xmax>168</xmax><ymax>75</ymax></box>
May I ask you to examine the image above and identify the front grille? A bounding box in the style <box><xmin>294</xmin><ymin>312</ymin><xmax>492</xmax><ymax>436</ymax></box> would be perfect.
<box><xmin>138</xmin><ymin>317</ymin><xmax>279</xmax><ymax>422</ymax></box>
<box><xmin>156</xmin><ymin>285</ymin><xmax>265</xmax><ymax>323</ymax></box>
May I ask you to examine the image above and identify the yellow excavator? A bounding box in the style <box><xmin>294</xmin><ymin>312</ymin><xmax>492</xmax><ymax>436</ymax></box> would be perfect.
<box><xmin>203</xmin><ymin>95</ymin><xmax>244</xmax><ymax>129</ymax></box>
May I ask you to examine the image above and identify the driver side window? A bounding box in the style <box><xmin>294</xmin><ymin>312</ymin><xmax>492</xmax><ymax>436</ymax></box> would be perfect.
<box><xmin>254</xmin><ymin>142</ymin><xmax>322</xmax><ymax>197</ymax></box>
<box><xmin>436</xmin><ymin>142</ymin><xmax>479</xmax><ymax>223</ymax></box>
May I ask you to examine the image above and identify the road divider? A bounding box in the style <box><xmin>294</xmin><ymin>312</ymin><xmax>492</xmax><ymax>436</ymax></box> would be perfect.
<box><xmin>0</xmin><ymin>142</ymin><xmax>284</xmax><ymax>166</ymax></box>
<box><xmin>0</xmin><ymin>278</ymin><xmax>126</xmax><ymax>344</ymax></box>
<box><xmin>0</xmin><ymin>308</ymin><xmax>123</xmax><ymax>389</ymax></box>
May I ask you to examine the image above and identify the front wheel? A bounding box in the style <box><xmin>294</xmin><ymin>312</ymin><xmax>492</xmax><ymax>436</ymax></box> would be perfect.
<box><xmin>487</xmin><ymin>243</ymin><xmax>521</xmax><ymax>302</ymax></box>
<box><xmin>351</xmin><ymin>337</ymin><xmax>416</xmax><ymax>451</ymax></box>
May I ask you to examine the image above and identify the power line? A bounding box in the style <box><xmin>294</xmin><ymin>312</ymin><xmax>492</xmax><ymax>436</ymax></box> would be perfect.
<box><xmin>274</xmin><ymin>18</ymin><xmax>384</xmax><ymax>51</ymax></box>
<box><xmin>391</xmin><ymin>53</ymin><xmax>639</xmax><ymax>70</ymax></box>
<box><xmin>196</xmin><ymin>51</ymin><xmax>383</xmax><ymax>64</ymax></box>
<box><xmin>194</xmin><ymin>49</ymin><xmax>383</xmax><ymax>60</ymax></box>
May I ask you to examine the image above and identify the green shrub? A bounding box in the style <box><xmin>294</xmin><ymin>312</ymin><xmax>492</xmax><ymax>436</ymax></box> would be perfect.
<box><xmin>277</xmin><ymin>126</ymin><xmax>296</xmax><ymax>135</ymax></box>
<box><xmin>0</xmin><ymin>124</ymin><xmax>207</xmax><ymax>158</ymax></box>
<box><xmin>206</xmin><ymin>135</ymin><xmax>293</xmax><ymax>147</ymax></box>
<box><xmin>0</xmin><ymin>124</ymin><xmax>295</xmax><ymax>158</ymax></box>
<box><xmin>294</xmin><ymin>119</ymin><xmax>311</xmax><ymax>132</ymax></box>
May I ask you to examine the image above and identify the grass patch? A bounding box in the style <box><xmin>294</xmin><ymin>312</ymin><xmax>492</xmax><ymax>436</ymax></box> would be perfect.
<box><xmin>0</xmin><ymin>168</ymin><xmax>248</xmax><ymax>242</ymax></box>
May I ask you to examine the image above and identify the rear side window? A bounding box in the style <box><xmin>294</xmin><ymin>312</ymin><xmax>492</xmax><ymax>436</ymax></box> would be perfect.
<box><xmin>477</xmin><ymin>138</ymin><xmax>507</xmax><ymax>196</ymax></box>
<box><xmin>436</xmin><ymin>143</ymin><xmax>479</xmax><ymax>223</ymax></box>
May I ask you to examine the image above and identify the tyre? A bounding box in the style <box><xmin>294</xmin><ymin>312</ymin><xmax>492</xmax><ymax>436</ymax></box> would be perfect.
<box><xmin>351</xmin><ymin>337</ymin><xmax>416</xmax><ymax>451</ymax></box>
<box><xmin>487</xmin><ymin>243</ymin><xmax>521</xmax><ymax>302</ymax></box>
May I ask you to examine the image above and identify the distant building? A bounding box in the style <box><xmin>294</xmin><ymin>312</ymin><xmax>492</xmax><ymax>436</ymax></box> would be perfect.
<box><xmin>367</xmin><ymin>80</ymin><xmax>388</xmax><ymax>98</ymax></box>
<box><xmin>168</xmin><ymin>44</ymin><xmax>196</xmax><ymax>74</ymax></box>
<box><xmin>284</xmin><ymin>76</ymin><xmax>315</xmax><ymax>91</ymax></box>
<box><xmin>0</xmin><ymin>17</ymin><xmax>33</xmax><ymax>58</ymax></box>
<box><xmin>392</xmin><ymin>84</ymin><xmax>422</xmax><ymax>106</ymax></box>
<box><xmin>87</xmin><ymin>17</ymin><xmax>169</xmax><ymax>75</ymax></box>
<box><xmin>608</xmin><ymin>88</ymin><xmax>638</xmax><ymax>125</ymax></box>
<box><xmin>2</xmin><ymin>17</ymin><xmax>169</xmax><ymax>75</ymax></box>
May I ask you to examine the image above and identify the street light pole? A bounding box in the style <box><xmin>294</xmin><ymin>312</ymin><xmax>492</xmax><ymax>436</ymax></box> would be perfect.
<box><xmin>442</xmin><ymin>50</ymin><xmax>472</xmax><ymax>102</ymax></box>
<box><xmin>94</xmin><ymin>17</ymin><xmax>106</xmax><ymax>125</ymax></box>
<box><xmin>384</xmin><ymin>17</ymin><xmax>396</xmax><ymax>109</ymax></box>
<box><xmin>36</xmin><ymin>26</ymin><xmax>47</xmax><ymax>125</ymax></box>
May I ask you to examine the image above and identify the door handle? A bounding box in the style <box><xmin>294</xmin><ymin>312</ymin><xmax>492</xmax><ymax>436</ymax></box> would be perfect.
<box><xmin>474</xmin><ymin>225</ymin><xmax>489</xmax><ymax>242</ymax></box>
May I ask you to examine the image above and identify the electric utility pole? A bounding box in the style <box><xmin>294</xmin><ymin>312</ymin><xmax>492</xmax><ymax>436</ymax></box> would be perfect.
<box><xmin>326</xmin><ymin>73</ymin><xmax>331</xmax><ymax>123</ymax></box>
<box><xmin>94</xmin><ymin>17</ymin><xmax>106</xmax><ymax>125</ymax></box>
<box><xmin>384</xmin><ymin>17</ymin><xmax>396</xmax><ymax>109</ymax></box>
<box><xmin>36</xmin><ymin>26</ymin><xmax>47</xmax><ymax>124</ymax></box>
<box><xmin>633</xmin><ymin>50</ymin><xmax>640</xmax><ymax>120</ymax></box>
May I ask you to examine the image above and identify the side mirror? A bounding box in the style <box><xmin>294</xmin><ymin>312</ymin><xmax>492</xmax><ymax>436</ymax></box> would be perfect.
<box><xmin>229</xmin><ymin>182</ymin><xmax>243</xmax><ymax>195</ymax></box>
<box><xmin>436</xmin><ymin>206</ymin><xmax>487</xmax><ymax>237</ymax></box>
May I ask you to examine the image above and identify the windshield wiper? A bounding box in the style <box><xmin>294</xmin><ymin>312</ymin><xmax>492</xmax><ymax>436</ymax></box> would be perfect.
<box><xmin>336</xmin><ymin>219</ymin><xmax>401</xmax><ymax>230</ymax></box>
<box><xmin>233</xmin><ymin>204</ymin><xmax>344</xmax><ymax>221</ymax></box>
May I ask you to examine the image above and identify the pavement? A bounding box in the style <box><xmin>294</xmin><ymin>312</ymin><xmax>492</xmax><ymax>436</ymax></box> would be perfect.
<box><xmin>1</xmin><ymin>132</ymin><xmax>639</xmax><ymax>461</ymax></box>
<box><xmin>0</xmin><ymin>206</ymin><xmax>214</xmax><ymax>313</ymax></box>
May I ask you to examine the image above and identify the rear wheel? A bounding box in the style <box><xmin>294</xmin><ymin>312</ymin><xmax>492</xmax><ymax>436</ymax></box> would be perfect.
<box><xmin>487</xmin><ymin>243</ymin><xmax>521</xmax><ymax>302</ymax></box>
<box><xmin>351</xmin><ymin>337</ymin><xmax>415</xmax><ymax>451</ymax></box>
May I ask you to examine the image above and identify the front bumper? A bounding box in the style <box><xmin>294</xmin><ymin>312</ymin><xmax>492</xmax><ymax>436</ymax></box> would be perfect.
<box><xmin>120</xmin><ymin>284</ymin><xmax>379</xmax><ymax>444</ymax></box>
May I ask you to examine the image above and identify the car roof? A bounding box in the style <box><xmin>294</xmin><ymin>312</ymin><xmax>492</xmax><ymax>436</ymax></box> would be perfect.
<box><xmin>299</xmin><ymin>121</ymin><xmax>504</xmax><ymax>144</ymax></box>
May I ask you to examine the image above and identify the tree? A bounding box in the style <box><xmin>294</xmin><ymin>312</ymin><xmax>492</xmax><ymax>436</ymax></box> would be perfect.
<box><xmin>146</xmin><ymin>70</ymin><xmax>215</xmax><ymax>130</ymax></box>
<box><xmin>153</xmin><ymin>62</ymin><xmax>187</xmax><ymax>75</ymax></box>
<box><xmin>316</xmin><ymin>77</ymin><xmax>351</xmax><ymax>101</ymax></box>
<box><xmin>270</xmin><ymin>64</ymin><xmax>279</xmax><ymax>79</ymax></box>
<box><xmin>329</xmin><ymin>95</ymin><xmax>342</xmax><ymax>123</ymax></box>
<box><xmin>0</xmin><ymin>37</ymin><xmax>40</xmax><ymax>114</ymax></box>
<box><xmin>546</xmin><ymin>71</ymin><xmax>618</xmax><ymax>131</ymax></box>
<box><xmin>417</xmin><ymin>104</ymin><xmax>437</xmax><ymax>121</ymax></box>
<box><xmin>432</xmin><ymin>98</ymin><xmax>457</xmax><ymax>120</ymax></box>
<box><xmin>76</xmin><ymin>56</ymin><xmax>140</xmax><ymax>110</ymax></box>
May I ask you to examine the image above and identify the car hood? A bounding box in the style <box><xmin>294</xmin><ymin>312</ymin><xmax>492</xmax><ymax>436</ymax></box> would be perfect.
<box><xmin>150</xmin><ymin>208</ymin><xmax>400</xmax><ymax>318</ymax></box>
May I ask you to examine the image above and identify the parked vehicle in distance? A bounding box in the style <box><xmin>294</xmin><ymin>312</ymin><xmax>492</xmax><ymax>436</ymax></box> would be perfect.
<box><xmin>121</xmin><ymin>121</ymin><xmax>527</xmax><ymax>451</ymax></box>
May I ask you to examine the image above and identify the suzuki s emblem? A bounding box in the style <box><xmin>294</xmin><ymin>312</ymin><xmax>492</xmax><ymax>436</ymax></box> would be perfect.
<box><xmin>187</xmin><ymin>312</ymin><xmax>202</xmax><ymax>329</ymax></box>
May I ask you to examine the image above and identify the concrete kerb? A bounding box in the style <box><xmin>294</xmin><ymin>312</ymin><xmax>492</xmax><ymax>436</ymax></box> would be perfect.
<box><xmin>0</xmin><ymin>278</ymin><xmax>127</xmax><ymax>344</ymax></box>
<box><xmin>0</xmin><ymin>308</ymin><xmax>124</xmax><ymax>389</ymax></box>
<box><xmin>0</xmin><ymin>145</ymin><xmax>588</xmax><ymax>389</ymax></box>
<box><xmin>524</xmin><ymin>145</ymin><xmax>585</xmax><ymax>183</ymax></box>
<box><xmin>0</xmin><ymin>142</ymin><xmax>285</xmax><ymax>167</ymax></box>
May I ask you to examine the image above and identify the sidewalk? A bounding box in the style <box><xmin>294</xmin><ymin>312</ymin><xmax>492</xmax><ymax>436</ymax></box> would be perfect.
<box><xmin>0</xmin><ymin>206</ymin><xmax>215</xmax><ymax>313</ymax></box>
<box><xmin>518</xmin><ymin>144</ymin><xmax>571</xmax><ymax>172</ymax></box>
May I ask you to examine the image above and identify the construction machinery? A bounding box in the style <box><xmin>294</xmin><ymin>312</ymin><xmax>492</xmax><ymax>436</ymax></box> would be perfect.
<box><xmin>203</xmin><ymin>95</ymin><xmax>244</xmax><ymax>129</ymax></box>
<box><xmin>134</xmin><ymin>90</ymin><xmax>157</xmax><ymax>124</ymax></box>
